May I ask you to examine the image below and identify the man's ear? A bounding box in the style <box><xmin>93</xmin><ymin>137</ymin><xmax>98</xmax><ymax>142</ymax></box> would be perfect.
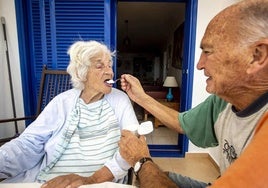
<box><xmin>247</xmin><ymin>41</ymin><xmax>268</xmax><ymax>74</ymax></box>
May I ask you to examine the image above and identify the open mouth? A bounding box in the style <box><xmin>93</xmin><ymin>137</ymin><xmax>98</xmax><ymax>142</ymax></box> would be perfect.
<box><xmin>104</xmin><ymin>79</ymin><xmax>114</xmax><ymax>86</ymax></box>
<box><xmin>105</xmin><ymin>78</ymin><xmax>120</xmax><ymax>85</ymax></box>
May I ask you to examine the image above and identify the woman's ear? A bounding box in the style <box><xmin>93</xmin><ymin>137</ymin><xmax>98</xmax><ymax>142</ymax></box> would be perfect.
<box><xmin>247</xmin><ymin>41</ymin><xmax>268</xmax><ymax>74</ymax></box>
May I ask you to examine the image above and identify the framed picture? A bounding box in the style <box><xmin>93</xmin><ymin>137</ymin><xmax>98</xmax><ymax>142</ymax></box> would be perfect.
<box><xmin>172</xmin><ymin>22</ymin><xmax>184</xmax><ymax>69</ymax></box>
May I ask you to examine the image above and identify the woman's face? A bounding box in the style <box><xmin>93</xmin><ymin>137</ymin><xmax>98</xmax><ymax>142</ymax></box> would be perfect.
<box><xmin>84</xmin><ymin>53</ymin><xmax>114</xmax><ymax>95</ymax></box>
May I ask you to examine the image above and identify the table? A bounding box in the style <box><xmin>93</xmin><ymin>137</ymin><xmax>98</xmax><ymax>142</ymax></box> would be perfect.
<box><xmin>154</xmin><ymin>100</ymin><xmax>179</xmax><ymax>128</ymax></box>
<box><xmin>143</xmin><ymin>99</ymin><xmax>179</xmax><ymax>128</ymax></box>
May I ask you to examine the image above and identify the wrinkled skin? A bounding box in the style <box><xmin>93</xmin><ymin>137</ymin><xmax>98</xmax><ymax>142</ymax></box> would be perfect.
<box><xmin>197</xmin><ymin>5</ymin><xmax>268</xmax><ymax>110</ymax></box>
<box><xmin>118</xmin><ymin>130</ymin><xmax>150</xmax><ymax>167</ymax></box>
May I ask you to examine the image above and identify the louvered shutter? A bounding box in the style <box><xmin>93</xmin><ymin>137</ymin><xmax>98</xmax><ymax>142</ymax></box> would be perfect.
<box><xmin>29</xmin><ymin>0</ymin><xmax>111</xmax><ymax>114</ymax></box>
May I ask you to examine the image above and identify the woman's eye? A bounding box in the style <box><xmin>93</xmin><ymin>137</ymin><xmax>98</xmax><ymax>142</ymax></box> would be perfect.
<box><xmin>95</xmin><ymin>64</ymin><xmax>104</xmax><ymax>69</ymax></box>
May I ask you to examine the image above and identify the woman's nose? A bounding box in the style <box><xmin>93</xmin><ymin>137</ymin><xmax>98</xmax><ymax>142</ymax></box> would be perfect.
<box><xmin>104</xmin><ymin>66</ymin><xmax>114</xmax><ymax>75</ymax></box>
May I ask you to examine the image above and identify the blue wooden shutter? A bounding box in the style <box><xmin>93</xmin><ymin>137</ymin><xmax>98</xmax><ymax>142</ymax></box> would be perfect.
<box><xmin>28</xmin><ymin>0</ymin><xmax>111</xmax><ymax>114</ymax></box>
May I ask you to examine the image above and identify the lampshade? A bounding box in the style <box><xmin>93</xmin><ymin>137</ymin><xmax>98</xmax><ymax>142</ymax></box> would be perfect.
<box><xmin>163</xmin><ymin>76</ymin><xmax>178</xmax><ymax>87</ymax></box>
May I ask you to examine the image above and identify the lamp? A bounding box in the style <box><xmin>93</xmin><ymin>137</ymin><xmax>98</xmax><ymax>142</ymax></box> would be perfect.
<box><xmin>163</xmin><ymin>76</ymin><xmax>178</xmax><ymax>102</ymax></box>
<box><xmin>123</xmin><ymin>20</ymin><xmax>131</xmax><ymax>47</ymax></box>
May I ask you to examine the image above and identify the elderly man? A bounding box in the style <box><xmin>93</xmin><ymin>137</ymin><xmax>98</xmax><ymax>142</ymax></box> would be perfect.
<box><xmin>119</xmin><ymin>0</ymin><xmax>268</xmax><ymax>187</ymax></box>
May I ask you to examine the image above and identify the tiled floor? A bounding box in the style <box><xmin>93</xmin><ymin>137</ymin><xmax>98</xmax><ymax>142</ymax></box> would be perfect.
<box><xmin>153</xmin><ymin>153</ymin><xmax>220</xmax><ymax>184</ymax></box>
<box><xmin>134</xmin><ymin>102</ymin><xmax>179</xmax><ymax>145</ymax></box>
<box><xmin>132</xmin><ymin>153</ymin><xmax>220</xmax><ymax>187</ymax></box>
<box><xmin>138</xmin><ymin>113</ymin><xmax>178</xmax><ymax>145</ymax></box>
<box><xmin>146</xmin><ymin>126</ymin><xmax>178</xmax><ymax>145</ymax></box>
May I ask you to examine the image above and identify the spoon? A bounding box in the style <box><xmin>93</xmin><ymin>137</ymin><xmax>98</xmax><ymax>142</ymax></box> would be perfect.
<box><xmin>106</xmin><ymin>78</ymin><xmax>120</xmax><ymax>84</ymax></box>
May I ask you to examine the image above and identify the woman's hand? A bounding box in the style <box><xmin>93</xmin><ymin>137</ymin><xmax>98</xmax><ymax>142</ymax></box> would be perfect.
<box><xmin>41</xmin><ymin>173</ymin><xmax>90</xmax><ymax>188</ymax></box>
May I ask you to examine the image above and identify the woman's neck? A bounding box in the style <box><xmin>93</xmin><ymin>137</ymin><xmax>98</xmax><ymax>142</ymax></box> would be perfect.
<box><xmin>80</xmin><ymin>90</ymin><xmax>104</xmax><ymax>104</ymax></box>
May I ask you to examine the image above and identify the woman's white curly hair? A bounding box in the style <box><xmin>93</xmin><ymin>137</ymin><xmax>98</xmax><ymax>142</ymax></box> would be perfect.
<box><xmin>67</xmin><ymin>40</ymin><xmax>115</xmax><ymax>90</ymax></box>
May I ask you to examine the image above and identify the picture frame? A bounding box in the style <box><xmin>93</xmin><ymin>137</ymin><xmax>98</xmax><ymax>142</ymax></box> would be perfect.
<box><xmin>172</xmin><ymin>22</ymin><xmax>184</xmax><ymax>69</ymax></box>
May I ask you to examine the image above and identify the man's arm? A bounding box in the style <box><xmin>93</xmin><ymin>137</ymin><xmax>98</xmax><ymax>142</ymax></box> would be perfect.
<box><xmin>119</xmin><ymin>130</ymin><xmax>178</xmax><ymax>188</ymax></box>
<box><xmin>138</xmin><ymin>161</ymin><xmax>178</xmax><ymax>188</ymax></box>
<box><xmin>120</xmin><ymin>74</ymin><xmax>183</xmax><ymax>133</ymax></box>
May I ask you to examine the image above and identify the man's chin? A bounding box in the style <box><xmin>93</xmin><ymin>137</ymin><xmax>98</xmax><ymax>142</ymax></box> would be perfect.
<box><xmin>206</xmin><ymin>86</ymin><xmax>215</xmax><ymax>94</ymax></box>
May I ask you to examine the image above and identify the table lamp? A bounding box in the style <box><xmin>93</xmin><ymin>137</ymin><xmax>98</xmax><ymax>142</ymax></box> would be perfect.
<box><xmin>163</xmin><ymin>76</ymin><xmax>178</xmax><ymax>101</ymax></box>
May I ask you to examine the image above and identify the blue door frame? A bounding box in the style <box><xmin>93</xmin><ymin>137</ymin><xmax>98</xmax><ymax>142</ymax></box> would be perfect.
<box><xmin>14</xmin><ymin>0</ymin><xmax>197</xmax><ymax>157</ymax></box>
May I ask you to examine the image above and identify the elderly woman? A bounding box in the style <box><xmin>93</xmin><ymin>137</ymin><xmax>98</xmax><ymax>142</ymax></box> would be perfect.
<box><xmin>0</xmin><ymin>40</ymin><xmax>138</xmax><ymax>187</ymax></box>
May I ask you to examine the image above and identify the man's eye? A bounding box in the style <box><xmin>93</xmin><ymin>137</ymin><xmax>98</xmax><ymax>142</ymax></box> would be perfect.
<box><xmin>203</xmin><ymin>50</ymin><xmax>211</xmax><ymax>54</ymax></box>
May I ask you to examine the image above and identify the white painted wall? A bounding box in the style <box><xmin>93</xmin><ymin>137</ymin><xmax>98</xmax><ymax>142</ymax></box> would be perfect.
<box><xmin>0</xmin><ymin>0</ymin><xmax>25</xmax><ymax>139</ymax></box>
<box><xmin>0</xmin><ymin>0</ymin><xmax>241</xmax><ymax>160</ymax></box>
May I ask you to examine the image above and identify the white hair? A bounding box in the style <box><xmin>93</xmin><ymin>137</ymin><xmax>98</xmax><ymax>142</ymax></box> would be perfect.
<box><xmin>66</xmin><ymin>40</ymin><xmax>115</xmax><ymax>90</ymax></box>
<box><xmin>236</xmin><ymin>0</ymin><xmax>268</xmax><ymax>45</ymax></box>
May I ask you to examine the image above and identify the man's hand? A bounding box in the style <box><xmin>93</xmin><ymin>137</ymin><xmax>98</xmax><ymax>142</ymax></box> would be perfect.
<box><xmin>120</xmin><ymin>74</ymin><xmax>146</xmax><ymax>103</ymax></box>
<box><xmin>119</xmin><ymin>130</ymin><xmax>151</xmax><ymax>166</ymax></box>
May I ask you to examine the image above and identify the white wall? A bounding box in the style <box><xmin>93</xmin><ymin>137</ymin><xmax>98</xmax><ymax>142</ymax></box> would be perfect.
<box><xmin>0</xmin><ymin>0</ymin><xmax>241</xmax><ymax>157</ymax></box>
<box><xmin>0</xmin><ymin>0</ymin><xmax>25</xmax><ymax>138</ymax></box>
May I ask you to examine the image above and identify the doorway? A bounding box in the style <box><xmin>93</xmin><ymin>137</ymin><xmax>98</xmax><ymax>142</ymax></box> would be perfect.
<box><xmin>116</xmin><ymin>1</ymin><xmax>192</xmax><ymax>157</ymax></box>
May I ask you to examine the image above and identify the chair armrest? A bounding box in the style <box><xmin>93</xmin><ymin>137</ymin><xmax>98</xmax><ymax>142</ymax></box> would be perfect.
<box><xmin>0</xmin><ymin>116</ymin><xmax>36</xmax><ymax>123</ymax></box>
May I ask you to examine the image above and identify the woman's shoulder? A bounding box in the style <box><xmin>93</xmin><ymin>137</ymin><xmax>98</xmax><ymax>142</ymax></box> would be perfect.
<box><xmin>57</xmin><ymin>88</ymin><xmax>80</xmax><ymax>97</ymax></box>
<box><xmin>109</xmin><ymin>88</ymin><xmax>128</xmax><ymax>97</ymax></box>
<box><xmin>105</xmin><ymin>88</ymin><xmax>130</xmax><ymax>103</ymax></box>
<box><xmin>51</xmin><ymin>88</ymin><xmax>81</xmax><ymax>103</ymax></box>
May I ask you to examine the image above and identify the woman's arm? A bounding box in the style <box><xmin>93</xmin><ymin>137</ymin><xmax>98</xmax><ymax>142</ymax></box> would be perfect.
<box><xmin>41</xmin><ymin>166</ymin><xmax>114</xmax><ymax>188</ymax></box>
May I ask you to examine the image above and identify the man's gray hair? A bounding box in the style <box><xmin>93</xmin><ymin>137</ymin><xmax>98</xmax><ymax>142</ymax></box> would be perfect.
<box><xmin>237</xmin><ymin>0</ymin><xmax>268</xmax><ymax>45</ymax></box>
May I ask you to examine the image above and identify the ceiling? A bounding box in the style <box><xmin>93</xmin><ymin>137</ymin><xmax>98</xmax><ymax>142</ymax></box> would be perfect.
<box><xmin>117</xmin><ymin>2</ymin><xmax>185</xmax><ymax>53</ymax></box>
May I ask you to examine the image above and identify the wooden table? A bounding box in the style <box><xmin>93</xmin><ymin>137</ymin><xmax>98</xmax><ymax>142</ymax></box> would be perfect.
<box><xmin>153</xmin><ymin>100</ymin><xmax>179</xmax><ymax>128</ymax></box>
<box><xmin>143</xmin><ymin>99</ymin><xmax>178</xmax><ymax>128</ymax></box>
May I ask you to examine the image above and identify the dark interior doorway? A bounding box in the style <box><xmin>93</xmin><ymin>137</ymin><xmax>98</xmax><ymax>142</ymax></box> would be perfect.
<box><xmin>117</xmin><ymin>1</ymin><xmax>187</xmax><ymax>157</ymax></box>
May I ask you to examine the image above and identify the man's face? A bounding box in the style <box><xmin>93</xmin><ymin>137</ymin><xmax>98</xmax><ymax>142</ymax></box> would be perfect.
<box><xmin>196</xmin><ymin>12</ymin><xmax>250</xmax><ymax>98</ymax></box>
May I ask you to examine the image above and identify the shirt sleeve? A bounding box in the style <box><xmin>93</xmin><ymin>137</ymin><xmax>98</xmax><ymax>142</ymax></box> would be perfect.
<box><xmin>108</xmin><ymin>88</ymin><xmax>139</xmax><ymax>129</ymax></box>
<box><xmin>210</xmin><ymin>112</ymin><xmax>268</xmax><ymax>188</ymax></box>
<box><xmin>179</xmin><ymin>95</ymin><xmax>227</xmax><ymax>148</ymax></box>
<box><xmin>0</xmin><ymin>96</ymin><xmax>63</xmax><ymax>179</ymax></box>
<box><xmin>104</xmin><ymin>89</ymin><xmax>138</xmax><ymax>181</ymax></box>
<box><xmin>104</xmin><ymin>150</ymin><xmax>131</xmax><ymax>181</ymax></box>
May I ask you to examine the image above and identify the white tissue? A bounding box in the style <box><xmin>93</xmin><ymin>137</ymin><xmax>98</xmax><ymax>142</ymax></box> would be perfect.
<box><xmin>124</xmin><ymin>121</ymin><xmax>153</xmax><ymax>136</ymax></box>
<box><xmin>138</xmin><ymin>121</ymin><xmax>154</xmax><ymax>135</ymax></box>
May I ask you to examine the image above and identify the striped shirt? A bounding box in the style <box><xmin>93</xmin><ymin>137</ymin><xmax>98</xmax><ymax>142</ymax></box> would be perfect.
<box><xmin>37</xmin><ymin>98</ymin><xmax>120</xmax><ymax>181</ymax></box>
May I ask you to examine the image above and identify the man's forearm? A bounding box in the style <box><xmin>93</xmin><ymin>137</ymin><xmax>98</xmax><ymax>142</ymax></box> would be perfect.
<box><xmin>137</xmin><ymin>161</ymin><xmax>178</xmax><ymax>188</ymax></box>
